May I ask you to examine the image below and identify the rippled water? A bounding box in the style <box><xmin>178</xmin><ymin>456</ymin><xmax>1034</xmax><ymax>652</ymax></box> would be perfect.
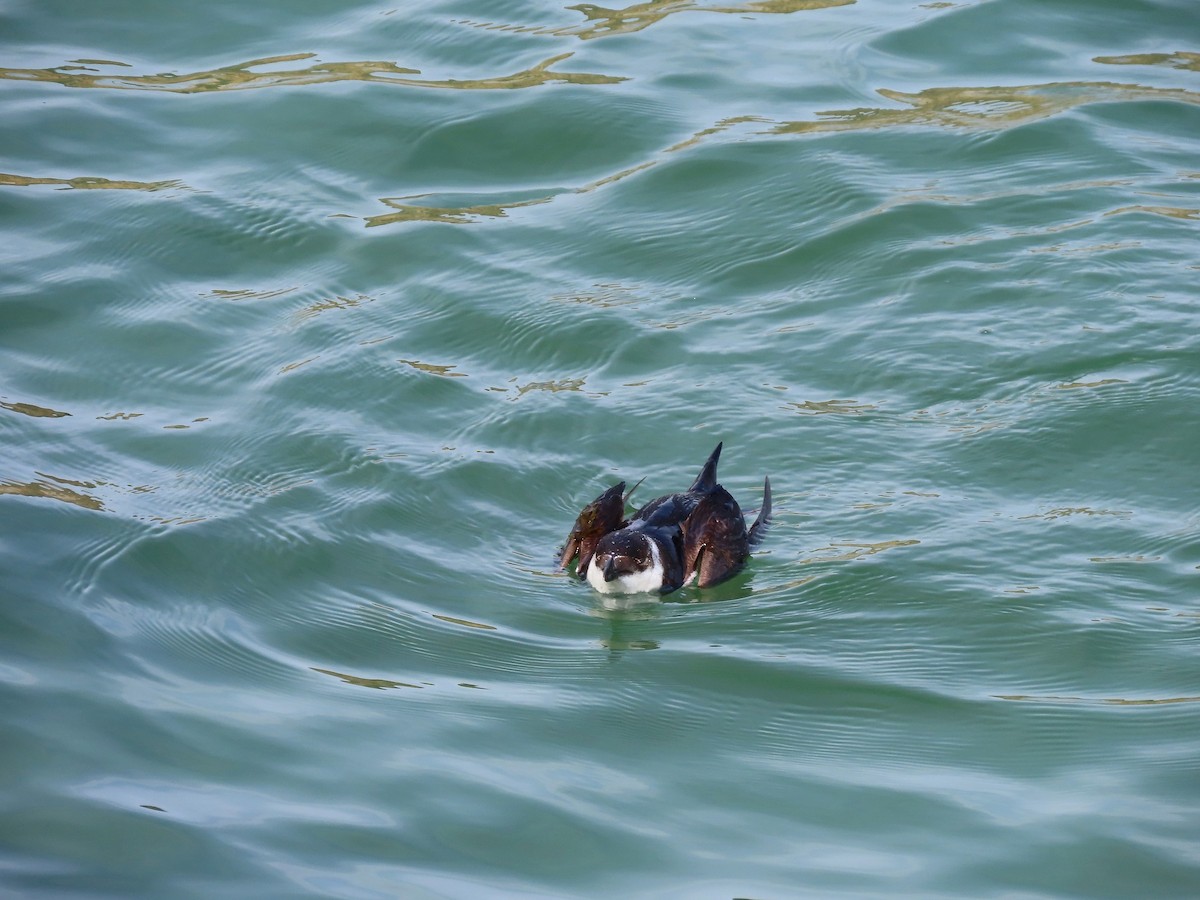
<box><xmin>3</xmin><ymin>1</ymin><xmax>1199</xmax><ymax>897</ymax></box>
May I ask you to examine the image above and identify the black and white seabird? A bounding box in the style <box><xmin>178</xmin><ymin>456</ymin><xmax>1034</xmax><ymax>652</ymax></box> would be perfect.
<box><xmin>559</xmin><ymin>443</ymin><xmax>772</xmax><ymax>595</ymax></box>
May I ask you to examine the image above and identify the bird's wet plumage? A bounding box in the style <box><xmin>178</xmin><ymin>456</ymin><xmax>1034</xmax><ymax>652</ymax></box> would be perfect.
<box><xmin>559</xmin><ymin>443</ymin><xmax>772</xmax><ymax>595</ymax></box>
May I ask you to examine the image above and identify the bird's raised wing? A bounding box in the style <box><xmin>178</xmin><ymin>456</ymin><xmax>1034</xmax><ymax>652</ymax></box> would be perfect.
<box><xmin>559</xmin><ymin>482</ymin><xmax>627</xmax><ymax>577</ymax></box>
<box><xmin>680</xmin><ymin>487</ymin><xmax>750</xmax><ymax>589</ymax></box>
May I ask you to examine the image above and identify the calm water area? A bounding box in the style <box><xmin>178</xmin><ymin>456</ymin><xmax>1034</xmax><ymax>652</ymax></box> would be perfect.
<box><xmin>2</xmin><ymin>0</ymin><xmax>1199</xmax><ymax>897</ymax></box>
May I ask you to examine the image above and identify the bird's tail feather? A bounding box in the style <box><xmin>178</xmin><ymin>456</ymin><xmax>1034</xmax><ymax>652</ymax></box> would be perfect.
<box><xmin>747</xmin><ymin>476</ymin><xmax>772</xmax><ymax>550</ymax></box>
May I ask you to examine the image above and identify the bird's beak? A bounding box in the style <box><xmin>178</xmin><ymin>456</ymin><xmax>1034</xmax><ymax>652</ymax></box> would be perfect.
<box><xmin>602</xmin><ymin>557</ymin><xmax>619</xmax><ymax>582</ymax></box>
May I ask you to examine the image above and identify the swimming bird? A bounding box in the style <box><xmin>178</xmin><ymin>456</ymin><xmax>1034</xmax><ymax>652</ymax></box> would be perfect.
<box><xmin>559</xmin><ymin>443</ymin><xmax>771</xmax><ymax>595</ymax></box>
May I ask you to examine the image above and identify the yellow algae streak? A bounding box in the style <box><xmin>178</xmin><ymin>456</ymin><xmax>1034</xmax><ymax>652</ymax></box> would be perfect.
<box><xmin>311</xmin><ymin>667</ymin><xmax>424</xmax><ymax>690</ymax></box>
<box><xmin>0</xmin><ymin>173</ymin><xmax>183</xmax><ymax>191</ymax></box>
<box><xmin>1</xmin><ymin>400</ymin><xmax>71</xmax><ymax>418</ymax></box>
<box><xmin>399</xmin><ymin>359</ymin><xmax>469</xmax><ymax>378</ymax></box>
<box><xmin>515</xmin><ymin>378</ymin><xmax>587</xmax><ymax>396</ymax></box>
<box><xmin>365</xmin><ymin>195</ymin><xmax>553</xmax><ymax>228</ymax></box>
<box><xmin>0</xmin><ymin>52</ymin><xmax>623</xmax><ymax>93</ymax></box>
<box><xmin>772</xmin><ymin>82</ymin><xmax>1200</xmax><ymax>135</ymax></box>
<box><xmin>1105</xmin><ymin>205</ymin><xmax>1200</xmax><ymax>221</ymax></box>
<box><xmin>431</xmin><ymin>614</ymin><xmax>498</xmax><ymax>631</ymax></box>
<box><xmin>463</xmin><ymin>0</ymin><xmax>855</xmax><ymax>41</ymax></box>
<box><xmin>0</xmin><ymin>477</ymin><xmax>105</xmax><ymax>511</ymax></box>
<box><xmin>1094</xmin><ymin>51</ymin><xmax>1200</xmax><ymax>72</ymax></box>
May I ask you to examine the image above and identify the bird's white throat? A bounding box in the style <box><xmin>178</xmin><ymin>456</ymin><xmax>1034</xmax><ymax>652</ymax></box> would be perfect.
<box><xmin>585</xmin><ymin>537</ymin><xmax>664</xmax><ymax>595</ymax></box>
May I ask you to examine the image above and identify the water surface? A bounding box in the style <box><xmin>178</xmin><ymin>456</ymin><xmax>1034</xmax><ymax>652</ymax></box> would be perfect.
<box><xmin>2</xmin><ymin>0</ymin><xmax>1199</xmax><ymax>897</ymax></box>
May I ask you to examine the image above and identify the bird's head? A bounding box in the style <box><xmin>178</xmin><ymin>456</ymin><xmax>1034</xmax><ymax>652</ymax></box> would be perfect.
<box><xmin>587</xmin><ymin>530</ymin><xmax>662</xmax><ymax>594</ymax></box>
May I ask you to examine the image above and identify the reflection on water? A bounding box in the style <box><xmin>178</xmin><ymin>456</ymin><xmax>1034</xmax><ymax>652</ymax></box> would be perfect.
<box><xmin>399</xmin><ymin>359</ymin><xmax>469</xmax><ymax>378</ymax></box>
<box><xmin>0</xmin><ymin>172</ymin><xmax>185</xmax><ymax>192</ymax></box>
<box><xmin>568</xmin><ymin>0</ymin><xmax>856</xmax><ymax>40</ymax></box>
<box><xmin>550</xmin><ymin>284</ymin><xmax>643</xmax><ymax>309</ymax></box>
<box><xmin>1054</xmin><ymin>379</ymin><xmax>1129</xmax><ymax>390</ymax></box>
<box><xmin>784</xmin><ymin>399</ymin><xmax>877</xmax><ymax>416</ymax></box>
<box><xmin>462</xmin><ymin>0</ymin><xmax>855</xmax><ymax>41</ymax></box>
<box><xmin>360</xmin><ymin>118</ymin><xmax>753</xmax><ymax>226</ymax></box>
<box><xmin>1106</xmin><ymin>204</ymin><xmax>1199</xmax><ymax>221</ymax></box>
<box><xmin>357</xmin><ymin>80</ymin><xmax>1199</xmax><ymax>227</ymax></box>
<box><xmin>772</xmin><ymin>81</ymin><xmax>1200</xmax><ymax>134</ymax></box>
<box><xmin>997</xmin><ymin>694</ymin><xmax>1200</xmax><ymax>706</ymax></box>
<box><xmin>431</xmin><ymin>613</ymin><xmax>498</xmax><ymax>631</ymax></box>
<box><xmin>365</xmin><ymin>194</ymin><xmax>554</xmax><ymax>228</ymax></box>
<box><xmin>514</xmin><ymin>378</ymin><xmax>591</xmax><ymax>397</ymax></box>
<box><xmin>1094</xmin><ymin>51</ymin><xmax>1200</xmax><ymax>73</ymax></box>
<box><xmin>204</xmin><ymin>287</ymin><xmax>299</xmax><ymax>303</ymax></box>
<box><xmin>801</xmin><ymin>540</ymin><xmax>920</xmax><ymax>565</ymax></box>
<box><xmin>362</xmin><ymin>116</ymin><xmax>757</xmax><ymax>226</ymax></box>
<box><xmin>0</xmin><ymin>52</ymin><xmax>623</xmax><ymax>93</ymax></box>
<box><xmin>1</xmin><ymin>400</ymin><xmax>71</xmax><ymax>418</ymax></box>
<box><xmin>0</xmin><ymin>477</ymin><xmax>105</xmax><ymax>511</ymax></box>
<box><xmin>591</xmin><ymin>594</ymin><xmax>664</xmax><ymax>616</ymax></box>
<box><xmin>1018</xmin><ymin>507</ymin><xmax>1132</xmax><ymax>521</ymax></box>
<box><xmin>599</xmin><ymin>636</ymin><xmax>661</xmax><ymax>651</ymax></box>
<box><xmin>592</xmin><ymin>601</ymin><xmax>663</xmax><ymax>651</ymax></box>
<box><xmin>311</xmin><ymin>667</ymin><xmax>425</xmax><ymax>690</ymax></box>
<box><xmin>293</xmin><ymin>294</ymin><xmax>374</xmax><ymax>321</ymax></box>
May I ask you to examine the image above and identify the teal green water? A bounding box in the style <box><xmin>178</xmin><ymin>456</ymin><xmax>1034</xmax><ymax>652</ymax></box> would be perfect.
<box><xmin>3</xmin><ymin>1</ymin><xmax>1199</xmax><ymax>896</ymax></box>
